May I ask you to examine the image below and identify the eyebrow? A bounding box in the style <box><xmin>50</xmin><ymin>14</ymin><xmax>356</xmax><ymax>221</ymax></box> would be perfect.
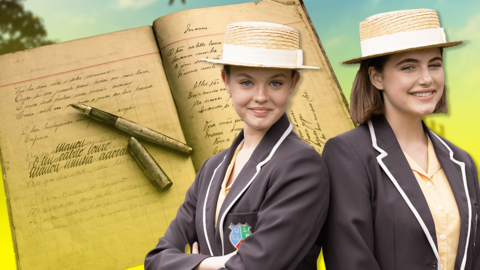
<box><xmin>394</xmin><ymin>58</ymin><xmax>419</xmax><ymax>67</ymax></box>
<box><xmin>236</xmin><ymin>73</ymin><xmax>254</xmax><ymax>79</ymax></box>
<box><xmin>395</xmin><ymin>56</ymin><xmax>443</xmax><ymax>67</ymax></box>
<box><xmin>269</xmin><ymin>74</ymin><xmax>287</xmax><ymax>79</ymax></box>
<box><xmin>235</xmin><ymin>73</ymin><xmax>288</xmax><ymax>79</ymax></box>
<box><xmin>429</xmin><ymin>57</ymin><xmax>443</xmax><ymax>63</ymax></box>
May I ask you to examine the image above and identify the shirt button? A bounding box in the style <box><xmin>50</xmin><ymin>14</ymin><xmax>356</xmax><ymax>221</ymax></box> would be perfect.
<box><xmin>440</xmin><ymin>235</ymin><xmax>446</xmax><ymax>240</ymax></box>
<box><xmin>219</xmin><ymin>195</ymin><xmax>225</xmax><ymax>200</ymax></box>
<box><xmin>437</xmin><ymin>205</ymin><xmax>443</xmax><ymax>211</ymax></box>
<box><xmin>427</xmin><ymin>182</ymin><xmax>432</xmax><ymax>187</ymax></box>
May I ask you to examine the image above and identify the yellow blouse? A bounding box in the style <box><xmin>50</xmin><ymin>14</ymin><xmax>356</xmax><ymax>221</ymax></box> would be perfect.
<box><xmin>403</xmin><ymin>139</ymin><xmax>460</xmax><ymax>270</ymax></box>
<box><xmin>215</xmin><ymin>142</ymin><xmax>244</xmax><ymax>225</ymax></box>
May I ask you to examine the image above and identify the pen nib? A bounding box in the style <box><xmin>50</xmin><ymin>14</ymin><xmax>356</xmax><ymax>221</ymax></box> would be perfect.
<box><xmin>69</xmin><ymin>104</ymin><xmax>89</xmax><ymax>114</ymax></box>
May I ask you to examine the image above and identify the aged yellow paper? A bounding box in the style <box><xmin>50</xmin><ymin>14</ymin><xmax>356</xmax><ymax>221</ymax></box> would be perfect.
<box><xmin>153</xmin><ymin>0</ymin><xmax>354</xmax><ymax>171</ymax></box>
<box><xmin>0</xmin><ymin>27</ymin><xmax>195</xmax><ymax>270</ymax></box>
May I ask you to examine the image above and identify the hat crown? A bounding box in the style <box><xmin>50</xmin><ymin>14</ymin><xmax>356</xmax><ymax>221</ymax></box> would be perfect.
<box><xmin>223</xmin><ymin>21</ymin><xmax>299</xmax><ymax>50</ymax></box>
<box><xmin>360</xmin><ymin>9</ymin><xmax>440</xmax><ymax>41</ymax></box>
<box><xmin>201</xmin><ymin>21</ymin><xmax>320</xmax><ymax>69</ymax></box>
<box><xmin>342</xmin><ymin>8</ymin><xmax>462</xmax><ymax>64</ymax></box>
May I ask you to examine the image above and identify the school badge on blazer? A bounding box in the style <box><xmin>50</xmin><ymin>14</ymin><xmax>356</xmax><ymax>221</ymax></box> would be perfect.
<box><xmin>229</xmin><ymin>223</ymin><xmax>252</xmax><ymax>249</ymax></box>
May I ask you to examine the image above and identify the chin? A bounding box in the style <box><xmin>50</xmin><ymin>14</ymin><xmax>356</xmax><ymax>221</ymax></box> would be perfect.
<box><xmin>410</xmin><ymin>102</ymin><xmax>438</xmax><ymax>116</ymax></box>
<box><xmin>244</xmin><ymin>116</ymin><xmax>276</xmax><ymax>132</ymax></box>
<box><xmin>417</xmin><ymin>107</ymin><xmax>437</xmax><ymax>116</ymax></box>
<box><xmin>246</xmin><ymin>120</ymin><xmax>271</xmax><ymax>131</ymax></box>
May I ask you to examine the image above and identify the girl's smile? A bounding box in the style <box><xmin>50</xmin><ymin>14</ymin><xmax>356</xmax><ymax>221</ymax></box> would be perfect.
<box><xmin>369</xmin><ymin>47</ymin><xmax>444</xmax><ymax>119</ymax></box>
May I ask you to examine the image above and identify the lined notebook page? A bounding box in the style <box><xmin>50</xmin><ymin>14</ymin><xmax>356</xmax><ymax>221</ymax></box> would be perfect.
<box><xmin>153</xmin><ymin>0</ymin><xmax>354</xmax><ymax>171</ymax></box>
<box><xmin>0</xmin><ymin>27</ymin><xmax>195</xmax><ymax>270</ymax></box>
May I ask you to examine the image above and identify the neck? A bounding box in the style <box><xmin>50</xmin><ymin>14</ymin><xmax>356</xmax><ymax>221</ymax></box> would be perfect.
<box><xmin>384</xmin><ymin>110</ymin><xmax>427</xmax><ymax>148</ymax></box>
<box><xmin>242</xmin><ymin>126</ymin><xmax>268</xmax><ymax>151</ymax></box>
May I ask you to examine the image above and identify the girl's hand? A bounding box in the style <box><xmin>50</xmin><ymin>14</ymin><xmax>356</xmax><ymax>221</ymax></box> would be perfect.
<box><xmin>192</xmin><ymin>241</ymin><xmax>237</xmax><ymax>270</ymax></box>
<box><xmin>191</xmin><ymin>242</ymin><xmax>201</xmax><ymax>254</ymax></box>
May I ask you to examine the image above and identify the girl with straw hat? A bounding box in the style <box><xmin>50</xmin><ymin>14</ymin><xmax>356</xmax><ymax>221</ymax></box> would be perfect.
<box><xmin>322</xmin><ymin>9</ymin><xmax>480</xmax><ymax>270</ymax></box>
<box><xmin>145</xmin><ymin>21</ymin><xmax>328</xmax><ymax>270</ymax></box>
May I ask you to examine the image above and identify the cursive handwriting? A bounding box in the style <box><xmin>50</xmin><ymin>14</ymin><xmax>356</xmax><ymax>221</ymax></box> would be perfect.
<box><xmin>184</xmin><ymin>24</ymin><xmax>208</xmax><ymax>34</ymax></box>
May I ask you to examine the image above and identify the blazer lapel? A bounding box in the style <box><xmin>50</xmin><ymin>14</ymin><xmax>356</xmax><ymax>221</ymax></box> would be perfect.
<box><xmin>203</xmin><ymin>130</ymin><xmax>244</xmax><ymax>256</ymax></box>
<box><xmin>426</xmin><ymin>125</ymin><xmax>469</xmax><ymax>270</ymax></box>
<box><xmin>213</xmin><ymin>154</ymin><xmax>258</xmax><ymax>255</ymax></box>
<box><xmin>370</xmin><ymin>115</ymin><xmax>438</xmax><ymax>248</ymax></box>
<box><xmin>215</xmin><ymin>113</ymin><xmax>292</xmax><ymax>255</ymax></box>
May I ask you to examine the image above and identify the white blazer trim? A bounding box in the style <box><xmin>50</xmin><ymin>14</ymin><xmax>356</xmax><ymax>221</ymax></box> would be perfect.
<box><xmin>367</xmin><ymin>120</ymin><xmax>443</xmax><ymax>270</ymax></box>
<box><xmin>202</xmin><ymin>154</ymin><xmax>227</xmax><ymax>256</ymax></box>
<box><xmin>430</xmin><ymin>132</ymin><xmax>471</xmax><ymax>270</ymax></box>
<box><xmin>218</xmin><ymin>123</ymin><xmax>293</xmax><ymax>255</ymax></box>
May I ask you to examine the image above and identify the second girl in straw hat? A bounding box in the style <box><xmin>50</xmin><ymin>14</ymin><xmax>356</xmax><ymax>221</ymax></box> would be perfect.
<box><xmin>145</xmin><ymin>21</ymin><xmax>328</xmax><ymax>270</ymax></box>
<box><xmin>322</xmin><ymin>9</ymin><xmax>479</xmax><ymax>270</ymax></box>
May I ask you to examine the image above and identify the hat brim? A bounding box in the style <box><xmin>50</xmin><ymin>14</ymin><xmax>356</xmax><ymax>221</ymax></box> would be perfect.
<box><xmin>202</xmin><ymin>58</ymin><xmax>320</xmax><ymax>70</ymax></box>
<box><xmin>342</xmin><ymin>40</ymin><xmax>464</xmax><ymax>64</ymax></box>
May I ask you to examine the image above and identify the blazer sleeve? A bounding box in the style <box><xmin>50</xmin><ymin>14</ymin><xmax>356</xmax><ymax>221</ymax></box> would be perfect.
<box><xmin>322</xmin><ymin>136</ymin><xmax>382</xmax><ymax>270</ymax></box>
<box><xmin>222</xmin><ymin>148</ymin><xmax>329</xmax><ymax>270</ymax></box>
<box><xmin>144</xmin><ymin>158</ymin><xmax>211</xmax><ymax>270</ymax></box>
<box><xmin>468</xmin><ymin>154</ymin><xmax>480</xmax><ymax>268</ymax></box>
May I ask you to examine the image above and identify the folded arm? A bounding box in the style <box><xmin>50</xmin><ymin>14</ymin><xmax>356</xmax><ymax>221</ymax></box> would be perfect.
<box><xmin>144</xmin><ymin>159</ymin><xmax>211</xmax><ymax>270</ymax></box>
<box><xmin>222</xmin><ymin>149</ymin><xmax>329</xmax><ymax>270</ymax></box>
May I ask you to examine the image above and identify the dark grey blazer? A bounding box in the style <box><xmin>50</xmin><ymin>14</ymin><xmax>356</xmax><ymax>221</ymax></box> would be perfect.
<box><xmin>322</xmin><ymin>115</ymin><xmax>480</xmax><ymax>270</ymax></box>
<box><xmin>145</xmin><ymin>113</ymin><xmax>329</xmax><ymax>270</ymax></box>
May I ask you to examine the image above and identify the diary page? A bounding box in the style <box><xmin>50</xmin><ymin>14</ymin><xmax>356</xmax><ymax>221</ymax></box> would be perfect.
<box><xmin>0</xmin><ymin>27</ymin><xmax>195</xmax><ymax>270</ymax></box>
<box><xmin>153</xmin><ymin>0</ymin><xmax>354</xmax><ymax>171</ymax></box>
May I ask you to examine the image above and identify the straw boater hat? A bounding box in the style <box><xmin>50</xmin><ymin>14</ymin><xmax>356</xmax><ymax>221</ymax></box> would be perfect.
<box><xmin>343</xmin><ymin>9</ymin><xmax>463</xmax><ymax>64</ymax></box>
<box><xmin>202</xmin><ymin>21</ymin><xmax>320</xmax><ymax>69</ymax></box>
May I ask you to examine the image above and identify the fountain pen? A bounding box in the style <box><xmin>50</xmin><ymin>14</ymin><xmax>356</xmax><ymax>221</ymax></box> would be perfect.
<box><xmin>69</xmin><ymin>104</ymin><xmax>192</xmax><ymax>154</ymax></box>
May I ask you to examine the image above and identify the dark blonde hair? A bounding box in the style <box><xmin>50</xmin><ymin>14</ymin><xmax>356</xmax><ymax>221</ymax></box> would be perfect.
<box><xmin>222</xmin><ymin>65</ymin><xmax>298</xmax><ymax>79</ymax></box>
<box><xmin>350</xmin><ymin>49</ymin><xmax>448</xmax><ymax>124</ymax></box>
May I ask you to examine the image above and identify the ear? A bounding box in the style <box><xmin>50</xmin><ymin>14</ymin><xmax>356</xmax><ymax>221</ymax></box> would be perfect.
<box><xmin>221</xmin><ymin>70</ymin><xmax>231</xmax><ymax>94</ymax></box>
<box><xmin>368</xmin><ymin>66</ymin><xmax>384</xmax><ymax>90</ymax></box>
<box><xmin>289</xmin><ymin>71</ymin><xmax>301</xmax><ymax>95</ymax></box>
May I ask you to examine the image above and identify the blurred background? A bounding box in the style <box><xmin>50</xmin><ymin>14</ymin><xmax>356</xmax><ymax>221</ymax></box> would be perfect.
<box><xmin>1</xmin><ymin>0</ymin><xmax>479</xmax><ymax>269</ymax></box>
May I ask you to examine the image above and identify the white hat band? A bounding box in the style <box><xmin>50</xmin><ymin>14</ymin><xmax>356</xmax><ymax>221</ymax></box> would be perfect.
<box><xmin>361</xmin><ymin>28</ymin><xmax>447</xmax><ymax>57</ymax></box>
<box><xmin>222</xmin><ymin>44</ymin><xmax>304</xmax><ymax>67</ymax></box>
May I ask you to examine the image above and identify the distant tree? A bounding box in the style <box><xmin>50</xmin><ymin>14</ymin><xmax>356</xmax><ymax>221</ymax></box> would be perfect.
<box><xmin>0</xmin><ymin>0</ymin><xmax>55</xmax><ymax>55</ymax></box>
<box><xmin>169</xmin><ymin>0</ymin><xmax>186</xmax><ymax>5</ymax></box>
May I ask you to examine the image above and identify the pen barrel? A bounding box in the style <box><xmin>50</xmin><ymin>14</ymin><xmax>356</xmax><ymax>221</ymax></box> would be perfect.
<box><xmin>128</xmin><ymin>137</ymin><xmax>173</xmax><ymax>191</ymax></box>
<box><xmin>88</xmin><ymin>107</ymin><xmax>118</xmax><ymax>125</ymax></box>
<box><xmin>116</xmin><ymin>118</ymin><xmax>192</xmax><ymax>154</ymax></box>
